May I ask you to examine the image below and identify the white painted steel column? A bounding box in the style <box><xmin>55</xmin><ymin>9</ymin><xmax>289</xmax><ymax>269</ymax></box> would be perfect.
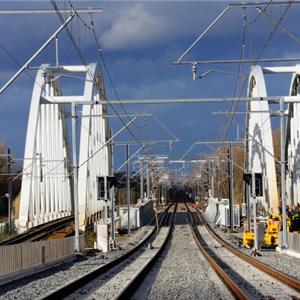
<box><xmin>126</xmin><ymin>145</ymin><xmax>131</xmax><ymax>235</ymax></box>
<box><xmin>72</xmin><ymin>103</ymin><xmax>80</xmax><ymax>252</ymax></box>
<box><xmin>280</xmin><ymin>97</ymin><xmax>288</xmax><ymax>249</ymax></box>
<box><xmin>146</xmin><ymin>162</ymin><xmax>150</xmax><ymax>199</ymax></box>
<box><xmin>140</xmin><ymin>159</ymin><xmax>144</xmax><ymax>200</ymax></box>
<box><xmin>110</xmin><ymin>186</ymin><xmax>116</xmax><ymax>246</ymax></box>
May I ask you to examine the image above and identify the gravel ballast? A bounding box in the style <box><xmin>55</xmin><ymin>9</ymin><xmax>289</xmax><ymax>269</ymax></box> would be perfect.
<box><xmin>0</xmin><ymin>226</ymin><xmax>154</xmax><ymax>300</ymax></box>
<box><xmin>66</xmin><ymin>227</ymin><xmax>170</xmax><ymax>300</ymax></box>
<box><xmin>133</xmin><ymin>207</ymin><xmax>233</xmax><ymax>300</ymax></box>
<box><xmin>204</xmin><ymin>212</ymin><xmax>300</xmax><ymax>281</ymax></box>
<box><xmin>197</xmin><ymin>224</ymin><xmax>300</xmax><ymax>299</ymax></box>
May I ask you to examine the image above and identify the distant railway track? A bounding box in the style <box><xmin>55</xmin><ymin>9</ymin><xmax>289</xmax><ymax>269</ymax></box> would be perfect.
<box><xmin>0</xmin><ymin>216</ymin><xmax>74</xmax><ymax>246</ymax></box>
<box><xmin>41</xmin><ymin>203</ymin><xmax>177</xmax><ymax>300</ymax></box>
<box><xmin>186</xmin><ymin>203</ymin><xmax>300</xmax><ymax>299</ymax></box>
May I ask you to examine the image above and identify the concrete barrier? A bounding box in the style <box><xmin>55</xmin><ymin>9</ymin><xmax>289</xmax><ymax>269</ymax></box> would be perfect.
<box><xmin>204</xmin><ymin>198</ymin><xmax>219</xmax><ymax>222</ymax></box>
<box><xmin>119</xmin><ymin>207</ymin><xmax>138</xmax><ymax>231</ymax></box>
<box><xmin>278</xmin><ymin>231</ymin><xmax>300</xmax><ymax>258</ymax></box>
<box><xmin>204</xmin><ymin>198</ymin><xmax>240</xmax><ymax>228</ymax></box>
<box><xmin>119</xmin><ymin>199</ymin><xmax>155</xmax><ymax>231</ymax></box>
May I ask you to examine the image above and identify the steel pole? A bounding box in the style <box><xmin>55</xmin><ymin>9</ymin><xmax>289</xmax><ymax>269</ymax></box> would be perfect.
<box><xmin>0</xmin><ymin>14</ymin><xmax>74</xmax><ymax>95</ymax></box>
<box><xmin>227</xmin><ymin>144</ymin><xmax>234</xmax><ymax>232</ymax></box>
<box><xmin>7</xmin><ymin>148</ymin><xmax>12</xmax><ymax>235</ymax></box>
<box><xmin>146</xmin><ymin>162</ymin><xmax>150</xmax><ymax>199</ymax></box>
<box><xmin>211</xmin><ymin>161</ymin><xmax>215</xmax><ymax>198</ymax></box>
<box><xmin>104</xmin><ymin>176</ymin><xmax>108</xmax><ymax>226</ymax></box>
<box><xmin>245</xmin><ymin>177</ymin><xmax>251</xmax><ymax>232</ymax></box>
<box><xmin>110</xmin><ymin>186</ymin><xmax>115</xmax><ymax>246</ymax></box>
<box><xmin>252</xmin><ymin>172</ymin><xmax>258</xmax><ymax>250</ymax></box>
<box><xmin>126</xmin><ymin>145</ymin><xmax>131</xmax><ymax>235</ymax></box>
<box><xmin>140</xmin><ymin>159</ymin><xmax>144</xmax><ymax>200</ymax></box>
<box><xmin>280</xmin><ymin>97</ymin><xmax>288</xmax><ymax>249</ymax></box>
<box><xmin>176</xmin><ymin>6</ymin><xmax>229</xmax><ymax>62</ymax></box>
<box><xmin>230</xmin><ymin>144</ymin><xmax>234</xmax><ymax>231</ymax></box>
<box><xmin>72</xmin><ymin>103</ymin><xmax>80</xmax><ymax>252</ymax></box>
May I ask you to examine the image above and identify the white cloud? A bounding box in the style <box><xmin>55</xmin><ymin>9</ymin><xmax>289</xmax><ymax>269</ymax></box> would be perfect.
<box><xmin>100</xmin><ymin>4</ymin><xmax>170</xmax><ymax>50</ymax></box>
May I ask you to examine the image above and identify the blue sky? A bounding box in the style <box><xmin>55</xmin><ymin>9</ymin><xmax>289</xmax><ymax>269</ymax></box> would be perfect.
<box><xmin>0</xmin><ymin>1</ymin><xmax>299</xmax><ymax>170</ymax></box>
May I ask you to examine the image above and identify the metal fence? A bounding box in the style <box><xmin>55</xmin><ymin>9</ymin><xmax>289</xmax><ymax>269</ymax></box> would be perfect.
<box><xmin>0</xmin><ymin>235</ymin><xmax>85</xmax><ymax>278</ymax></box>
<box><xmin>279</xmin><ymin>231</ymin><xmax>300</xmax><ymax>253</ymax></box>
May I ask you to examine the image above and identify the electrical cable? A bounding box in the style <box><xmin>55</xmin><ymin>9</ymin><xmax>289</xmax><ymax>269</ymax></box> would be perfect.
<box><xmin>67</xmin><ymin>0</ymin><xmax>143</xmax><ymax>131</ymax></box>
<box><xmin>248</xmin><ymin>0</ymin><xmax>273</xmax><ymax>25</ymax></box>
<box><xmin>220</xmin><ymin>1</ymin><xmax>294</xmax><ymax>144</ymax></box>
<box><xmin>88</xmin><ymin>13</ymin><xmax>145</xmax><ymax>131</ymax></box>
<box><xmin>51</xmin><ymin>0</ymin><xmax>144</xmax><ymax>151</ymax></box>
<box><xmin>220</xmin><ymin>7</ymin><xmax>248</xmax><ymax>141</ymax></box>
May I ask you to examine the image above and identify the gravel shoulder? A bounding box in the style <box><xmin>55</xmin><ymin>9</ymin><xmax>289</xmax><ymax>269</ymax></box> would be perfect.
<box><xmin>133</xmin><ymin>210</ymin><xmax>233</xmax><ymax>300</ymax></box>
<box><xmin>204</xmin><ymin>211</ymin><xmax>300</xmax><ymax>281</ymax></box>
<box><xmin>0</xmin><ymin>226</ymin><xmax>154</xmax><ymax>300</ymax></box>
<box><xmin>66</xmin><ymin>227</ymin><xmax>170</xmax><ymax>300</ymax></box>
<box><xmin>197</xmin><ymin>224</ymin><xmax>300</xmax><ymax>299</ymax></box>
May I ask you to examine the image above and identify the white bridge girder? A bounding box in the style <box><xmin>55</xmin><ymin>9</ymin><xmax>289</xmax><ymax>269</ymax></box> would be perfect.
<box><xmin>286</xmin><ymin>67</ymin><xmax>300</xmax><ymax>207</ymax></box>
<box><xmin>17</xmin><ymin>63</ymin><xmax>112</xmax><ymax>232</ymax></box>
<box><xmin>246</xmin><ymin>65</ymin><xmax>279</xmax><ymax>216</ymax></box>
<box><xmin>18</xmin><ymin>65</ymin><xmax>72</xmax><ymax>231</ymax></box>
<box><xmin>78</xmin><ymin>64</ymin><xmax>112</xmax><ymax>230</ymax></box>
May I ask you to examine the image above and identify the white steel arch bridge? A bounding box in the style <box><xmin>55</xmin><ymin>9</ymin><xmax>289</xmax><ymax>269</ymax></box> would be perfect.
<box><xmin>17</xmin><ymin>63</ymin><xmax>113</xmax><ymax>233</ymax></box>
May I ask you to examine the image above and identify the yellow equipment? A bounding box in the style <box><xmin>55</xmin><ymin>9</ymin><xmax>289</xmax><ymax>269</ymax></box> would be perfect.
<box><xmin>264</xmin><ymin>214</ymin><xmax>292</xmax><ymax>246</ymax></box>
<box><xmin>243</xmin><ymin>214</ymin><xmax>291</xmax><ymax>248</ymax></box>
<box><xmin>264</xmin><ymin>217</ymin><xmax>280</xmax><ymax>246</ymax></box>
<box><xmin>242</xmin><ymin>223</ymin><xmax>254</xmax><ymax>248</ymax></box>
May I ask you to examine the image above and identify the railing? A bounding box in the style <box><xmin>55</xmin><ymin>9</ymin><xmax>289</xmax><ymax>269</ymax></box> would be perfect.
<box><xmin>0</xmin><ymin>235</ymin><xmax>85</xmax><ymax>278</ymax></box>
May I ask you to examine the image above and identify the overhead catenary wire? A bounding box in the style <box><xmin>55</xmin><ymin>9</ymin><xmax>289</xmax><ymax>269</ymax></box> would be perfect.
<box><xmin>88</xmin><ymin>12</ymin><xmax>145</xmax><ymax>131</ymax></box>
<box><xmin>68</xmin><ymin>1</ymin><xmax>145</xmax><ymax>142</ymax></box>
<box><xmin>0</xmin><ymin>2</ymin><xmax>151</xmax><ymax>187</ymax></box>
<box><xmin>67</xmin><ymin>0</ymin><xmax>144</xmax><ymax>132</ymax></box>
<box><xmin>51</xmin><ymin>0</ymin><xmax>145</xmax><ymax>154</ymax></box>
<box><xmin>248</xmin><ymin>0</ymin><xmax>273</xmax><ymax>25</ymax></box>
<box><xmin>220</xmin><ymin>1</ymin><xmax>294</xmax><ymax>144</ymax></box>
<box><xmin>220</xmin><ymin>6</ymin><xmax>248</xmax><ymax>142</ymax></box>
<box><xmin>0</xmin><ymin>2</ymin><xmax>142</xmax><ymax>181</ymax></box>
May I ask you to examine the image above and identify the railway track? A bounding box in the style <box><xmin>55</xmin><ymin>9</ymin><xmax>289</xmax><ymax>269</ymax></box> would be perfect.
<box><xmin>1</xmin><ymin>203</ymin><xmax>167</xmax><ymax>246</ymax></box>
<box><xmin>194</xmin><ymin>204</ymin><xmax>300</xmax><ymax>292</ymax></box>
<box><xmin>0</xmin><ymin>216</ymin><xmax>74</xmax><ymax>245</ymax></box>
<box><xmin>40</xmin><ymin>202</ymin><xmax>177</xmax><ymax>300</ymax></box>
<box><xmin>186</xmin><ymin>203</ymin><xmax>300</xmax><ymax>299</ymax></box>
<box><xmin>132</xmin><ymin>202</ymin><xmax>234</xmax><ymax>300</ymax></box>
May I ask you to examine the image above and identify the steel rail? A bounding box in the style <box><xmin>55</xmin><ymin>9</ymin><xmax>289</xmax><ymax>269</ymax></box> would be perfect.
<box><xmin>194</xmin><ymin>206</ymin><xmax>300</xmax><ymax>292</ymax></box>
<box><xmin>0</xmin><ymin>216</ymin><xmax>74</xmax><ymax>245</ymax></box>
<box><xmin>185</xmin><ymin>203</ymin><xmax>247</xmax><ymax>300</ymax></box>
<box><xmin>41</xmin><ymin>203</ymin><xmax>174</xmax><ymax>300</ymax></box>
<box><xmin>116</xmin><ymin>202</ymin><xmax>178</xmax><ymax>300</ymax></box>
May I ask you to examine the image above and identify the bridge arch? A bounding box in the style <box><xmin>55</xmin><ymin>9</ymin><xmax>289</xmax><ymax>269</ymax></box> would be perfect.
<box><xmin>17</xmin><ymin>63</ymin><xmax>112</xmax><ymax>232</ymax></box>
<box><xmin>286</xmin><ymin>67</ymin><xmax>300</xmax><ymax>206</ymax></box>
<box><xmin>246</xmin><ymin>65</ymin><xmax>279</xmax><ymax>215</ymax></box>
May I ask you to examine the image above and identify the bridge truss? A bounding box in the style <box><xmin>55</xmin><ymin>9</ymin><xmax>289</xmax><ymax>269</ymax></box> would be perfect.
<box><xmin>17</xmin><ymin>63</ymin><xmax>112</xmax><ymax>233</ymax></box>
